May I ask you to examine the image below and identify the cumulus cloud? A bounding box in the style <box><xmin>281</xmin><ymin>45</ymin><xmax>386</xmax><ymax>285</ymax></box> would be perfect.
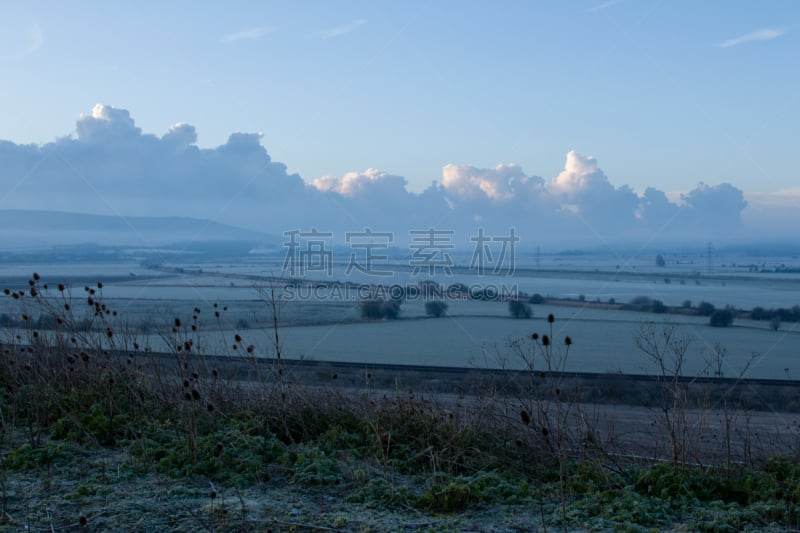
<box><xmin>162</xmin><ymin>122</ymin><xmax>198</xmax><ymax>149</ymax></box>
<box><xmin>549</xmin><ymin>151</ymin><xmax>639</xmax><ymax>226</ymax></box>
<box><xmin>637</xmin><ymin>187</ymin><xmax>679</xmax><ymax>227</ymax></box>
<box><xmin>680</xmin><ymin>182</ymin><xmax>747</xmax><ymax>232</ymax></box>
<box><xmin>0</xmin><ymin>104</ymin><xmax>305</xmax><ymax>227</ymax></box>
<box><xmin>0</xmin><ymin>104</ymin><xmax>770</xmax><ymax>248</ymax></box>
<box><xmin>441</xmin><ymin>163</ymin><xmax>546</xmax><ymax>202</ymax></box>
<box><xmin>550</xmin><ymin>151</ymin><xmax>601</xmax><ymax>195</ymax></box>
<box><xmin>76</xmin><ymin>104</ymin><xmax>141</xmax><ymax>143</ymax></box>
<box><xmin>720</xmin><ymin>28</ymin><xmax>785</xmax><ymax>48</ymax></box>
<box><xmin>312</xmin><ymin>168</ymin><xmax>408</xmax><ymax>198</ymax></box>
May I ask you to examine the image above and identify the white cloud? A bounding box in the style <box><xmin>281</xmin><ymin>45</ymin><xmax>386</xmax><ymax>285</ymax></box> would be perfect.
<box><xmin>24</xmin><ymin>23</ymin><xmax>43</xmax><ymax>55</ymax></box>
<box><xmin>442</xmin><ymin>163</ymin><xmax>533</xmax><ymax>201</ymax></box>
<box><xmin>222</xmin><ymin>26</ymin><xmax>272</xmax><ymax>43</ymax></box>
<box><xmin>720</xmin><ymin>28</ymin><xmax>785</xmax><ymax>48</ymax></box>
<box><xmin>0</xmin><ymin>105</ymin><xmax>774</xmax><ymax>246</ymax></box>
<box><xmin>588</xmin><ymin>0</ymin><xmax>622</xmax><ymax>13</ymax></box>
<box><xmin>311</xmin><ymin>168</ymin><xmax>407</xmax><ymax>197</ymax></box>
<box><xmin>76</xmin><ymin>103</ymin><xmax>141</xmax><ymax>142</ymax></box>
<box><xmin>162</xmin><ymin>122</ymin><xmax>198</xmax><ymax>148</ymax></box>
<box><xmin>321</xmin><ymin>19</ymin><xmax>366</xmax><ymax>39</ymax></box>
<box><xmin>550</xmin><ymin>150</ymin><xmax>603</xmax><ymax>197</ymax></box>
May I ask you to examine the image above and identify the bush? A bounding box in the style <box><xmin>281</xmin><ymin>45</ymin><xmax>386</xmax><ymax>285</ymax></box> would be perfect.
<box><xmin>425</xmin><ymin>300</ymin><xmax>448</xmax><ymax>318</ymax></box>
<box><xmin>696</xmin><ymin>301</ymin><xmax>716</xmax><ymax>317</ymax></box>
<box><xmin>529</xmin><ymin>293</ymin><xmax>545</xmax><ymax>304</ymax></box>
<box><xmin>651</xmin><ymin>300</ymin><xmax>667</xmax><ymax>314</ymax></box>
<box><xmin>360</xmin><ymin>299</ymin><xmax>401</xmax><ymax>319</ymax></box>
<box><xmin>709</xmin><ymin>309</ymin><xmax>734</xmax><ymax>327</ymax></box>
<box><xmin>628</xmin><ymin>296</ymin><xmax>652</xmax><ymax>311</ymax></box>
<box><xmin>508</xmin><ymin>300</ymin><xmax>532</xmax><ymax>319</ymax></box>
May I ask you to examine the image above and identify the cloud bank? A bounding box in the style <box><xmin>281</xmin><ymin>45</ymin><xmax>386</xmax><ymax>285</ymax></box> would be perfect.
<box><xmin>0</xmin><ymin>104</ymin><xmax>790</xmax><ymax>248</ymax></box>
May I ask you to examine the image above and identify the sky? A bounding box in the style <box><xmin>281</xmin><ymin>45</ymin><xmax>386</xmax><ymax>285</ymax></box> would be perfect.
<box><xmin>0</xmin><ymin>1</ymin><xmax>798</xmax><ymax>248</ymax></box>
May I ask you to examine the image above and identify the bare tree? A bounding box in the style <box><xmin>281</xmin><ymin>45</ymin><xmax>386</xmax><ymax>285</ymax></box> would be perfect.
<box><xmin>634</xmin><ymin>322</ymin><xmax>694</xmax><ymax>468</ymax></box>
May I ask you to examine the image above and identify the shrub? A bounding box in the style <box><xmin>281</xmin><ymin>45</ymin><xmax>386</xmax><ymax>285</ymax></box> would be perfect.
<box><xmin>709</xmin><ymin>309</ymin><xmax>734</xmax><ymax>327</ymax></box>
<box><xmin>425</xmin><ymin>300</ymin><xmax>448</xmax><ymax>318</ymax></box>
<box><xmin>529</xmin><ymin>293</ymin><xmax>545</xmax><ymax>304</ymax></box>
<box><xmin>628</xmin><ymin>296</ymin><xmax>652</xmax><ymax>311</ymax></box>
<box><xmin>508</xmin><ymin>300</ymin><xmax>532</xmax><ymax>319</ymax></box>
<box><xmin>651</xmin><ymin>300</ymin><xmax>667</xmax><ymax>314</ymax></box>
<box><xmin>696</xmin><ymin>301</ymin><xmax>716</xmax><ymax>317</ymax></box>
<box><xmin>360</xmin><ymin>299</ymin><xmax>401</xmax><ymax>319</ymax></box>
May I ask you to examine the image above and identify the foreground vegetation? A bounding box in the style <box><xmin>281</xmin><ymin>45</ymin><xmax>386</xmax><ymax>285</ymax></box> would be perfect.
<box><xmin>1</xmin><ymin>275</ymin><xmax>799</xmax><ymax>531</ymax></box>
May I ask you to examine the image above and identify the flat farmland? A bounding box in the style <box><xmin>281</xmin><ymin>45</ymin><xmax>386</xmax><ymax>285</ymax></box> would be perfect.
<box><xmin>2</xmin><ymin>257</ymin><xmax>798</xmax><ymax>381</ymax></box>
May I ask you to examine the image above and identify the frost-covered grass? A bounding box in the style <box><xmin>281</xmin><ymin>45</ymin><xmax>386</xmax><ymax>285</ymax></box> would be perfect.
<box><xmin>2</xmin><ymin>273</ymin><xmax>800</xmax><ymax>531</ymax></box>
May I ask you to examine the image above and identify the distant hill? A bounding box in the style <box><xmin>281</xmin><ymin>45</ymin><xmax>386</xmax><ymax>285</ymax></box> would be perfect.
<box><xmin>0</xmin><ymin>210</ymin><xmax>281</xmax><ymax>252</ymax></box>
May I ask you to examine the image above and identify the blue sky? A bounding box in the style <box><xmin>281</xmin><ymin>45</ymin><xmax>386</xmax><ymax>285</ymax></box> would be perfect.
<box><xmin>0</xmin><ymin>1</ymin><xmax>797</xmax><ymax>196</ymax></box>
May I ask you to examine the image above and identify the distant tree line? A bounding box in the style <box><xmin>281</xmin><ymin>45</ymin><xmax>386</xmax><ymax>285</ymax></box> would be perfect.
<box><xmin>750</xmin><ymin>305</ymin><xmax>800</xmax><ymax>323</ymax></box>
